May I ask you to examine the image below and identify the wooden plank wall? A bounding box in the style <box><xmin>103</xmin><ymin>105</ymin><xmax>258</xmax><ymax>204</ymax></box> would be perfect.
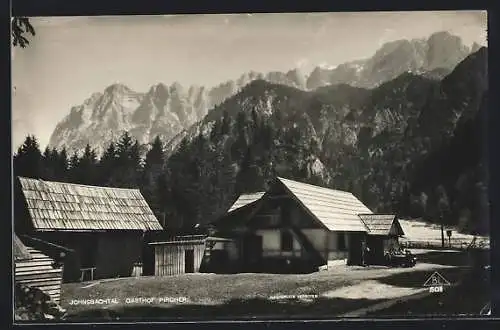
<box><xmin>15</xmin><ymin>247</ymin><xmax>63</xmax><ymax>303</ymax></box>
<box><xmin>154</xmin><ymin>242</ymin><xmax>206</xmax><ymax>276</ymax></box>
<box><xmin>95</xmin><ymin>233</ymin><xmax>142</xmax><ymax>279</ymax></box>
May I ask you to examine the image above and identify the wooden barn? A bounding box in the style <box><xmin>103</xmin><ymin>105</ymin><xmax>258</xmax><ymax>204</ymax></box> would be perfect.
<box><xmin>14</xmin><ymin>177</ymin><xmax>163</xmax><ymax>282</ymax></box>
<box><xmin>358</xmin><ymin>214</ymin><xmax>405</xmax><ymax>264</ymax></box>
<box><xmin>211</xmin><ymin>177</ymin><xmax>403</xmax><ymax>273</ymax></box>
<box><xmin>14</xmin><ymin>234</ymin><xmax>63</xmax><ymax>303</ymax></box>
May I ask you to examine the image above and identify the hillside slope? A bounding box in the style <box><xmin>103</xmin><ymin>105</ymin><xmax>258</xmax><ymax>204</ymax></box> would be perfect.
<box><xmin>159</xmin><ymin>48</ymin><xmax>488</xmax><ymax>234</ymax></box>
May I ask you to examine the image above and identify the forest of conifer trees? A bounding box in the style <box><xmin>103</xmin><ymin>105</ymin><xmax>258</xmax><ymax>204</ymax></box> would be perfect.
<box><xmin>13</xmin><ymin>98</ymin><xmax>488</xmax><ymax>235</ymax></box>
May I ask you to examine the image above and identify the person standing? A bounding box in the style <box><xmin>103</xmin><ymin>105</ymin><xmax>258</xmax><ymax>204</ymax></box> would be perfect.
<box><xmin>361</xmin><ymin>241</ymin><xmax>370</xmax><ymax>266</ymax></box>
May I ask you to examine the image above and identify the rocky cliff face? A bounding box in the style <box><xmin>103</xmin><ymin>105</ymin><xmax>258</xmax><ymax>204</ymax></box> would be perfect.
<box><xmin>48</xmin><ymin>31</ymin><xmax>479</xmax><ymax>155</ymax></box>
<box><xmin>306</xmin><ymin>31</ymin><xmax>473</xmax><ymax>90</ymax></box>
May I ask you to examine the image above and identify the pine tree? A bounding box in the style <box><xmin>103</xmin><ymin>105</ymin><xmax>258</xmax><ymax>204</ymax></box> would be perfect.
<box><xmin>70</xmin><ymin>144</ymin><xmax>99</xmax><ymax>185</ymax></box>
<box><xmin>156</xmin><ymin>172</ymin><xmax>169</xmax><ymax>229</ymax></box>
<box><xmin>111</xmin><ymin>133</ymin><xmax>142</xmax><ymax>188</ymax></box>
<box><xmin>144</xmin><ymin>136</ymin><xmax>165</xmax><ymax>172</ymax></box>
<box><xmin>251</xmin><ymin>108</ymin><xmax>260</xmax><ymax>132</ymax></box>
<box><xmin>41</xmin><ymin>147</ymin><xmax>56</xmax><ymax>180</ymax></box>
<box><xmin>98</xmin><ymin>142</ymin><xmax>118</xmax><ymax>186</ymax></box>
<box><xmin>14</xmin><ymin>135</ymin><xmax>43</xmax><ymax>179</ymax></box>
<box><xmin>141</xmin><ymin>136</ymin><xmax>165</xmax><ymax>217</ymax></box>
<box><xmin>55</xmin><ymin>148</ymin><xmax>69</xmax><ymax>181</ymax></box>
<box><xmin>116</xmin><ymin>132</ymin><xmax>134</xmax><ymax>160</ymax></box>
<box><xmin>234</xmin><ymin>111</ymin><xmax>247</xmax><ymax>137</ymax></box>
<box><xmin>67</xmin><ymin>152</ymin><xmax>81</xmax><ymax>183</ymax></box>
<box><xmin>130</xmin><ymin>141</ymin><xmax>143</xmax><ymax>172</ymax></box>
<box><xmin>236</xmin><ymin>147</ymin><xmax>265</xmax><ymax>194</ymax></box>
<box><xmin>210</xmin><ymin>119</ymin><xmax>222</xmax><ymax>141</ymax></box>
<box><xmin>221</xmin><ymin>109</ymin><xmax>231</xmax><ymax>136</ymax></box>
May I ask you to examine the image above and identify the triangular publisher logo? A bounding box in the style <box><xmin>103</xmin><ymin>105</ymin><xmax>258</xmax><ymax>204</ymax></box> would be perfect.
<box><xmin>423</xmin><ymin>271</ymin><xmax>451</xmax><ymax>287</ymax></box>
<box><xmin>480</xmin><ymin>302</ymin><xmax>491</xmax><ymax>316</ymax></box>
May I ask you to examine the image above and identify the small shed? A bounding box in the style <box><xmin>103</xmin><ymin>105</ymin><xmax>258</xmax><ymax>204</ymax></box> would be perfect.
<box><xmin>149</xmin><ymin>235</ymin><xmax>207</xmax><ymax>276</ymax></box>
<box><xmin>14</xmin><ymin>234</ymin><xmax>63</xmax><ymax>303</ymax></box>
<box><xmin>358</xmin><ymin>214</ymin><xmax>405</xmax><ymax>264</ymax></box>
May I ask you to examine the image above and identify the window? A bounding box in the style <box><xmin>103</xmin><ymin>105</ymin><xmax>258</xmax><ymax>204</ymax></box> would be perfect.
<box><xmin>337</xmin><ymin>232</ymin><xmax>346</xmax><ymax>251</ymax></box>
<box><xmin>281</xmin><ymin>230</ymin><xmax>293</xmax><ymax>251</ymax></box>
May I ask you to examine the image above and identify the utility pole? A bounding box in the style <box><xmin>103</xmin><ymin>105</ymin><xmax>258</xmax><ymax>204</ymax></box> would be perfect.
<box><xmin>440</xmin><ymin>214</ymin><xmax>445</xmax><ymax>248</ymax></box>
<box><xmin>436</xmin><ymin>186</ymin><xmax>449</xmax><ymax>249</ymax></box>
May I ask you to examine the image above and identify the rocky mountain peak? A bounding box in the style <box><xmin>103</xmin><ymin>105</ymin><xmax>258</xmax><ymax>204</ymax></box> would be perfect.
<box><xmin>83</xmin><ymin>92</ymin><xmax>103</xmax><ymax>106</ymax></box>
<box><xmin>425</xmin><ymin>31</ymin><xmax>470</xmax><ymax>70</ymax></box>
<box><xmin>169</xmin><ymin>81</ymin><xmax>184</xmax><ymax>94</ymax></box>
<box><xmin>104</xmin><ymin>83</ymin><xmax>133</xmax><ymax>96</ymax></box>
<box><xmin>305</xmin><ymin>31</ymin><xmax>476</xmax><ymax>91</ymax></box>
<box><xmin>148</xmin><ymin>83</ymin><xmax>170</xmax><ymax>99</ymax></box>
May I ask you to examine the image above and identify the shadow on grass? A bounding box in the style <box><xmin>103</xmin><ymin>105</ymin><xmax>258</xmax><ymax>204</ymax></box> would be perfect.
<box><xmin>64</xmin><ymin>297</ymin><xmax>389</xmax><ymax>321</ymax></box>
<box><xmin>378</xmin><ymin>267</ymin><xmax>467</xmax><ymax>289</ymax></box>
<box><xmin>370</xmin><ymin>261</ymin><xmax>491</xmax><ymax>317</ymax></box>
<box><xmin>378</xmin><ymin>249</ymin><xmax>490</xmax><ymax>290</ymax></box>
<box><xmin>414</xmin><ymin>250</ymin><xmax>473</xmax><ymax>267</ymax></box>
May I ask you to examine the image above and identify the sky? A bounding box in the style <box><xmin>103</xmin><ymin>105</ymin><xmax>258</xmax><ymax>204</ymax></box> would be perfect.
<box><xmin>12</xmin><ymin>11</ymin><xmax>488</xmax><ymax>150</ymax></box>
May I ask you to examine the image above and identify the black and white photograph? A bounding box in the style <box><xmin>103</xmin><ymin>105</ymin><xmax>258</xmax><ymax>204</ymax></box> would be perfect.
<box><xmin>11</xmin><ymin>11</ymin><xmax>491</xmax><ymax>322</ymax></box>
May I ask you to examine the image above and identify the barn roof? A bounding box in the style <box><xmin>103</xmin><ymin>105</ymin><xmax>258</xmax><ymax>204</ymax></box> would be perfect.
<box><xmin>13</xmin><ymin>234</ymin><xmax>33</xmax><ymax>261</ymax></box>
<box><xmin>227</xmin><ymin>192</ymin><xmax>265</xmax><ymax>213</ymax></box>
<box><xmin>17</xmin><ymin>177</ymin><xmax>163</xmax><ymax>231</ymax></box>
<box><xmin>276</xmin><ymin>177</ymin><xmax>370</xmax><ymax>232</ymax></box>
<box><xmin>358</xmin><ymin>214</ymin><xmax>405</xmax><ymax>236</ymax></box>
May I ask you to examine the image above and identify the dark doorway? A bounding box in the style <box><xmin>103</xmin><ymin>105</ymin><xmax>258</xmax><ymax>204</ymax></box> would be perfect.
<box><xmin>347</xmin><ymin>233</ymin><xmax>364</xmax><ymax>266</ymax></box>
<box><xmin>367</xmin><ymin>236</ymin><xmax>385</xmax><ymax>265</ymax></box>
<box><xmin>185</xmin><ymin>249</ymin><xmax>194</xmax><ymax>273</ymax></box>
<box><xmin>243</xmin><ymin>234</ymin><xmax>263</xmax><ymax>270</ymax></box>
<box><xmin>210</xmin><ymin>250</ymin><xmax>229</xmax><ymax>273</ymax></box>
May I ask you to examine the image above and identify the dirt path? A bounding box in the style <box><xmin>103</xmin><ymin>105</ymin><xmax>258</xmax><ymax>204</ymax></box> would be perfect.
<box><xmin>339</xmin><ymin>289</ymin><xmax>434</xmax><ymax>317</ymax></box>
<box><xmin>322</xmin><ymin>280</ymin><xmax>427</xmax><ymax>300</ymax></box>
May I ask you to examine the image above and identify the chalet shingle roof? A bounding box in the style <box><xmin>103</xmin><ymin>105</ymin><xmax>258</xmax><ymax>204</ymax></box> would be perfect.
<box><xmin>228</xmin><ymin>192</ymin><xmax>265</xmax><ymax>213</ymax></box>
<box><xmin>358</xmin><ymin>214</ymin><xmax>405</xmax><ymax>236</ymax></box>
<box><xmin>277</xmin><ymin>177</ymin><xmax>370</xmax><ymax>232</ymax></box>
<box><xmin>222</xmin><ymin>178</ymin><xmax>372</xmax><ymax>232</ymax></box>
<box><xmin>18</xmin><ymin>177</ymin><xmax>163</xmax><ymax>231</ymax></box>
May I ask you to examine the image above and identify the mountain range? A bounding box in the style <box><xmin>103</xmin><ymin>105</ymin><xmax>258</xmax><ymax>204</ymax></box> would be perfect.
<box><xmin>48</xmin><ymin>31</ymin><xmax>481</xmax><ymax>155</ymax></box>
<box><xmin>158</xmin><ymin>46</ymin><xmax>488</xmax><ymax>233</ymax></box>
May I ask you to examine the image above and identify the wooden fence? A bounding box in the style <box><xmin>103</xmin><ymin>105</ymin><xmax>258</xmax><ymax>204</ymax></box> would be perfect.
<box><xmin>400</xmin><ymin>237</ymin><xmax>490</xmax><ymax>251</ymax></box>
